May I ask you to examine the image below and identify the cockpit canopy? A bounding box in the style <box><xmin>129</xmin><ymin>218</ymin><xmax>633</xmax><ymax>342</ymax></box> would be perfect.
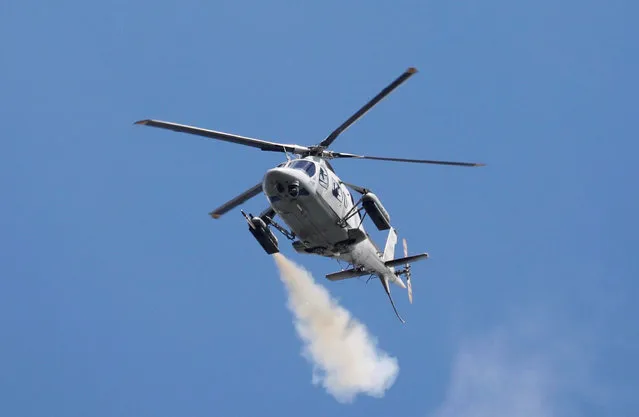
<box><xmin>288</xmin><ymin>160</ymin><xmax>317</xmax><ymax>177</ymax></box>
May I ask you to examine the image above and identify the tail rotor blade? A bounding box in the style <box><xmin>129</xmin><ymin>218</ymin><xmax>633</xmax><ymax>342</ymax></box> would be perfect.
<box><xmin>407</xmin><ymin>275</ymin><xmax>413</xmax><ymax>304</ymax></box>
<box><xmin>403</xmin><ymin>238</ymin><xmax>413</xmax><ymax>304</ymax></box>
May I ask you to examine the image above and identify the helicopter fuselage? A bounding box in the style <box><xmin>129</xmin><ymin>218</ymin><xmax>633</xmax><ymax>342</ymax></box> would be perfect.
<box><xmin>262</xmin><ymin>156</ymin><xmax>405</xmax><ymax>289</ymax></box>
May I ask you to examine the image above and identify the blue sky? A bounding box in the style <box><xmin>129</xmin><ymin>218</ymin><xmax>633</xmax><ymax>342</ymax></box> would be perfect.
<box><xmin>1</xmin><ymin>0</ymin><xmax>637</xmax><ymax>415</ymax></box>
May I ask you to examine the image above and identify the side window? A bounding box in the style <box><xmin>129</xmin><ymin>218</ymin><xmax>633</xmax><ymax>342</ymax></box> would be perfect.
<box><xmin>318</xmin><ymin>168</ymin><xmax>328</xmax><ymax>189</ymax></box>
<box><xmin>344</xmin><ymin>188</ymin><xmax>353</xmax><ymax>209</ymax></box>
<box><xmin>332</xmin><ymin>180</ymin><xmax>343</xmax><ymax>202</ymax></box>
<box><xmin>306</xmin><ymin>162</ymin><xmax>316</xmax><ymax>177</ymax></box>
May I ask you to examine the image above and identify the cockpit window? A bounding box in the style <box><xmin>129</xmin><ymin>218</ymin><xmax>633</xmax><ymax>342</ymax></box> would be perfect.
<box><xmin>290</xmin><ymin>160</ymin><xmax>316</xmax><ymax>177</ymax></box>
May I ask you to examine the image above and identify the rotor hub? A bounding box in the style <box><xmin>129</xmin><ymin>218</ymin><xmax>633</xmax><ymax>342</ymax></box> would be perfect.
<box><xmin>304</xmin><ymin>146</ymin><xmax>326</xmax><ymax>157</ymax></box>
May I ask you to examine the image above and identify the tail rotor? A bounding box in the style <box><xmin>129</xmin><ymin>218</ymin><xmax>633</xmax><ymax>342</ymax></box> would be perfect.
<box><xmin>403</xmin><ymin>238</ymin><xmax>413</xmax><ymax>303</ymax></box>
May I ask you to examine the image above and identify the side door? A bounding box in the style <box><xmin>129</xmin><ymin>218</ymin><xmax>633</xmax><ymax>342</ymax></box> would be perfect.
<box><xmin>318</xmin><ymin>168</ymin><xmax>343</xmax><ymax>215</ymax></box>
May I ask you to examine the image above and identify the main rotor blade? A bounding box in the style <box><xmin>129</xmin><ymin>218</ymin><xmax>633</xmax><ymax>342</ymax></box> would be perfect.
<box><xmin>330</xmin><ymin>152</ymin><xmax>485</xmax><ymax>167</ymax></box>
<box><xmin>209</xmin><ymin>182</ymin><xmax>263</xmax><ymax>219</ymax></box>
<box><xmin>135</xmin><ymin>119</ymin><xmax>308</xmax><ymax>154</ymax></box>
<box><xmin>318</xmin><ymin>67</ymin><xmax>418</xmax><ymax>148</ymax></box>
<box><xmin>340</xmin><ymin>181</ymin><xmax>370</xmax><ymax>195</ymax></box>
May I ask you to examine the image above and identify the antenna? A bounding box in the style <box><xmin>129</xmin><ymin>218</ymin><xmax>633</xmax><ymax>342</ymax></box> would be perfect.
<box><xmin>282</xmin><ymin>145</ymin><xmax>292</xmax><ymax>161</ymax></box>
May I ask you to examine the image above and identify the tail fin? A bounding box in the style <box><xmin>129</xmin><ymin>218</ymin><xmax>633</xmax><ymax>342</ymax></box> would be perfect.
<box><xmin>382</xmin><ymin>227</ymin><xmax>398</xmax><ymax>262</ymax></box>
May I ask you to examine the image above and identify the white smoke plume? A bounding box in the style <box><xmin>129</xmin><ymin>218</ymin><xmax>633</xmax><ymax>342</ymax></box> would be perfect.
<box><xmin>272</xmin><ymin>253</ymin><xmax>399</xmax><ymax>403</ymax></box>
<box><xmin>429</xmin><ymin>333</ymin><xmax>558</xmax><ymax>417</ymax></box>
<box><xmin>429</xmin><ymin>317</ymin><xmax>596</xmax><ymax>417</ymax></box>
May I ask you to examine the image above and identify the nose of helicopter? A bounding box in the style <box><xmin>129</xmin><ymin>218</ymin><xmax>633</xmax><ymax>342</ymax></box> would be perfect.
<box><xmin>263</xmin><ymin>167</ymin><xmax>311</xmax><ymax>199</ymax></box>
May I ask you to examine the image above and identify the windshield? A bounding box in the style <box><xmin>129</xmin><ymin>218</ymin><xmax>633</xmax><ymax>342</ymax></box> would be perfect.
<box><xmin>289</xmin><ymin>160</ymin><xmax>316</xmax><ymax>177</ymax></box>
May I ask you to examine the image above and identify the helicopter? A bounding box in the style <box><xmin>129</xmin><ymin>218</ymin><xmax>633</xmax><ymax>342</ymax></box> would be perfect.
<box><xmin>134</xmin><ymin>67</ymin><xmax>484</xmax><ymax>323</ymax></box>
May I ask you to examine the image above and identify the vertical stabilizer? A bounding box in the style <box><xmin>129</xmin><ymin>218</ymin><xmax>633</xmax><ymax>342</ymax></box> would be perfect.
<box><xmin>382</xmin><ymin>227</ymin><xmax>398</xmax><ymax>262</ymax></box>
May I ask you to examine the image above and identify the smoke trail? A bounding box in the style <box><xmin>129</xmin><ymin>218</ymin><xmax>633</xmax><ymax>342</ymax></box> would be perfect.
<box><xmin>272</xmin><ymin>253</ymin><xmax>399</xmax><ymax>403</ymax></box>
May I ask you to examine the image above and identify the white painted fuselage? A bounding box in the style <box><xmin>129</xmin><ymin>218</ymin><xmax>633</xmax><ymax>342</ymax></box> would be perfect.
<box><xmin>261</xmin><ymin>156</ymin><xmax>405</xmax><ymax>289</ymax></box>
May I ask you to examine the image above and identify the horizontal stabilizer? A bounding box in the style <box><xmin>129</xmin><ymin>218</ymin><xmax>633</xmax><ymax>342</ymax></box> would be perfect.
<box><xmin>384</xmin><ymin>253</ymin><xmax>429</xmax><ymax>268</ymax></box>
<box><xmin>326</xmin><ymin>268</ymin><xmax>369</xmax><ymax>281</ymax></box>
